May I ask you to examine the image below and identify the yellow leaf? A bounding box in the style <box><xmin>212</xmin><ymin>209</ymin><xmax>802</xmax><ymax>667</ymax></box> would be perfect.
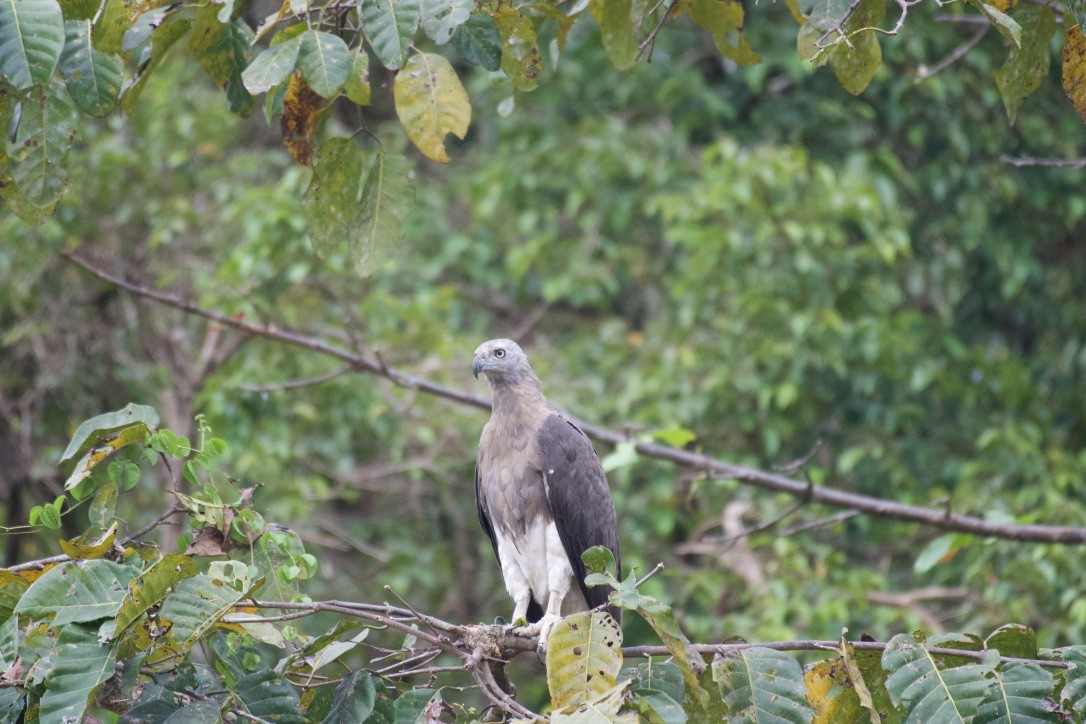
<box><xmin>493</xmin><ymin>6</ymin><xmax>541</xmax><ymax>91</ymax></box>
<box><xmin>394</xmin><ymin>53</ymin><xmax>471</xmax><ymax>163</ymax></box>
<box><xmin>58</xmin><ymin>522</ymin><xmax>119</xmax><ymax>561</ymax></box>
<box><xmin>1063</xmin><ymin>26</ymin><xmax>1086</xmax><ymax>123</ymax></box>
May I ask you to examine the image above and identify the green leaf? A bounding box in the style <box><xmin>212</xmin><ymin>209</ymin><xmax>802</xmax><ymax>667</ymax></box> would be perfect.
<box><xmin>15</xmin><ymin>559</ymin><xmax>138</xmax><ymax>626</ymax></box>
<box><xmin>632</xmin><ymin>688</ymin><xmax>686</xmax><ymax>723</ymax></box>
<box><xmin>119</xmin><ymin>15</ymin><xmax>191</xmax><ymax>115</ymax></box>
<box><xmin>0</xmin><ymin>688</ymin><xmax>24</xmax><ymax>724</ymax></box>
<box><xmin>1067</xmin><ymin>0</ymin><xmax>1086</xmax><ymax>30</ymax></box>
<box><xmin>451</xmin><ymin>13</ymin><xmax>501</xmax><ymax>71</ymax></box>
<box><xmin>687</xmin><ymin>0</ymin><xmax>759</xmax><ymax>65</ymax></box>
<box><xmin>420</xmin><ymin>0</ymin><xmax>471</xmax><ymax>44</ymax></box>
<box><xmin>59</xmin><ymin>404</ymin><xmax>159</xmax><ymax>468</ymax></box>
<box><xmin>320</xmin><ymin>670</ymin><xmax>378</xmax><ymax>723</ymax></box>
<box><xmin>994</xmin><ymin>5</ymin><xmax>1056</xmax><ymax>123</ymax></box>
<box><xmin>115</xmin><ymin>553</ymin><xmax>199</xmax><ymax>637</ymax></box>
<box><xmin>582</xmin><ymin>545</ymin><xmax>617</xmax><ymax>577</ymax></box>
<box><xmin>0</xmin><ymin>0</ymin><xmax>64</xmax><ymax>89</ymax></box>
<box><xmin>964</xmin><ymin>0</ymin><xmax>1022</xmax><ymax>47</ymax></box>
<box><xmin>493</xmin><ymin>6</ymin><xmax>541</xmax><ymax>91</ymax></box>
<box><xmin>1059</xmin><ymin>648</ymin><xmax>1086</xmax><ymax>715</ymax></box>
<box><xmin>712</xmin><ymin>647</ymin><xmax>814</xmax><ymax>722</ymax></box>
<box><xmin>344</xmin><ymin>48</ymin><xmax>370</xmax><ymax>105</ymax></box>
<box><xmin>89</xmin><ymin>482</ymin><xmax>118</xmax><ymax>528</ymax></box>
<box><xmin>394</xmin><ymin>52</ymin><xmax>470</xmax><ymax>163</ymax></box>
<box><xmin>298</xmin><ymin>30</ymin><xmax>350</xmax><ymax>98</ymax></box>
<box><xmin>354</xmin><ymin>149</ymin><xmax>415</xmax><ymax>276</ymax></box>
<box><xmin>392</xmin><ymin>688</ymin><xmax>439</xmax><ymax>723</ymax></box>
<box><xmin>546</xmin><ymin>611</ymin><xmax>624</xmax><ymax>710</ymax></box>
<box><xmin>58</xmin><ymin>19</ymin><xmax>122</xmax><ymax>116</ymax></box>
<box><xmin>303</xmin><ymin>137</ymin><xmax>371</xmax><ymax>259</ymax></box>
<box><xmin>188</xmin><ymin>7</ymin><xmax>254</xmax><ymax>116</ymax></box>
<box><xmin>882</xmin><ymin>633</ymin><xmax>997</xmax><ymax>721</ymax></box>
<box><xmin>159</xmin><ymin>573</ymin><xmax>249</xmax><ymax>651</ymax></box>
<box><xmin>827</xmin><ymin>0</ymin><xmax>883</xmax><ymax>94</ymax></box>
<box><xmin>589</xmin><ymin>0</ymin><xmax>637</xmax><ymax>70</ymax></box>
<box><xmin>985</xmin><ymin>624</ymin><xmax>1038</xmax><ymax>660</ymax></box>
<box><xmin>232</xmin><ymin>669</ymin><xmax>306</xmax><ymax>723</ymax></box>
<box><xmin>552</xmin><ymin>683</ymin><xmax>636</xmax><ymax>722</ymax></box>
<box><xmin>799</xmin><ymin>0</ymin><xmax>854</xmax><ymax>32</ymax></box>
<box><xmin>913</xmin><ymin>534</ymin><xmax>957</xmax><ymax>574</ymax></box>
<box><xmin>123</xmin><ymin>5</ymin><xmax>180</xmax><ymax>51</ymax></box>
<box><xmin>361</xmin><ymin>0</ymin><xmax>420</xmax><ymax>70</ymax></box>
<box><xmin>973</xmin><ymin>663</ymin><xmax>1057</xmax><ymax>723</ymax></box>
<box><xmin>7</xmin><ymin>79</ymin><xmax>75</xmax><ymax>208</ymax></box>
<box><xmin>242</xmin><ymin>35</ymin><xmax>303</xmax><ymax>95</ymax></box>
<box><xmin>39</xmin><ymin>623</ymin><xmax>118</xmax><ymax>723</ymax></box>
<box><xmin>622</xmin><ymin>660</ymin><xmax>685</xmax><ymax>706</ymax></box>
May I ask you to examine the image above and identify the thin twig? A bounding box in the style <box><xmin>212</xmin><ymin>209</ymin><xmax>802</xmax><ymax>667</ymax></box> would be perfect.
<box><xmin>636</xmin><ymin>562</ymin><xmax>665</xmax><ymax>587</ymax></box>
<box><xmin>915</xmin><ymin>25</ymin><xmax>988</xmax><ymax>81</ymax></box>
<box><xmin>60</xmin><ymin>253</ymin><xmax>1086</xmax><ymax>545</ymax></box>
<box><xmin>237</xmin><ymin>365</ymin><xmax>353</xmax><ymax>393</ymax></box>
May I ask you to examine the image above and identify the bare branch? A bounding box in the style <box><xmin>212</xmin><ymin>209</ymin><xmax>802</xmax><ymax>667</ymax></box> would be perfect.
<box><xmin>61</xmin><ymin>253</ymin><xmax>1086</xmax><ymax>545</ymax></box>
<box><xmin>915</xmin><ymin>25</ymin><xmax>988</xmax><ymax>81</ymax></box>
<box><xmin>236</xmin><ymin>365</ymin><xmax>354</xmax><ymax>393</ymax></box>
<box><xmin>1000</xmin><ymin>155</ymin><xmax>1086</xmax><ymax>169</ymax></box>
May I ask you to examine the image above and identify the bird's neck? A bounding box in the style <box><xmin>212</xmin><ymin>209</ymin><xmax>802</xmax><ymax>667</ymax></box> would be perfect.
<box><xmin>489</xmin><ymin>375</ymin><xmax>547</xmax><ymax>419</ymax></box>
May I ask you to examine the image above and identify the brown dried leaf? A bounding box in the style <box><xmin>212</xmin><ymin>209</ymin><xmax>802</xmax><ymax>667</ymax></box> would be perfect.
<box><xmin>280</xmin><ymin>71</ymin><xmax>331</xmax><ymax>165</ymax></box>
<box><xmin>1062</xmin><ymin>26</ymin><xmax>1086</xmax><ymax>123</ymax></box>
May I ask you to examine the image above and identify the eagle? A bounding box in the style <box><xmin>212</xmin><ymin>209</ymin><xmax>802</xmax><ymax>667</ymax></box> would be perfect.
<box><xmin>472</xmin><ymin>339</ymin><xmax>621</xmax><ymax>645</ymax></box>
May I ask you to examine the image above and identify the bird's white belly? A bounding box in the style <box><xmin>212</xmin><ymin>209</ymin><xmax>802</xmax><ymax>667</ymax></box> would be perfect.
<box><xmin>495</xmin><ymin>517</ymin><xmax>587</xmax><ymax>615</ymax></box>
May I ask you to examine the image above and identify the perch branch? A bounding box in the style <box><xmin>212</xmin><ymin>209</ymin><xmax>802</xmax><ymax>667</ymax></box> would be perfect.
<box><xmin>60</xmin><ymin>253</ymin><xmax>1086</xmax><ymax>545</ymax></box>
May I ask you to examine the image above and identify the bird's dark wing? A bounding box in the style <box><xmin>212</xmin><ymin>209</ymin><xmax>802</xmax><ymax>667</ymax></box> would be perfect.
<box><xmin>474</xmin><ymin>464</ymin><xmax>499</xmax><ymax>562</ymax></box>
<box><xmin>538</xmin><ymin>414</ymin><xmax>621</xmax><ymax>618</ymax></box>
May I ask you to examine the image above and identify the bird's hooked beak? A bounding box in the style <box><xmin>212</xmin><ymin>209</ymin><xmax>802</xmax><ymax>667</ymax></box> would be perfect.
<box><xmin>472</xmin><ymin>355</ymin><xmax>484</xmax><ymax>379</ymax></box>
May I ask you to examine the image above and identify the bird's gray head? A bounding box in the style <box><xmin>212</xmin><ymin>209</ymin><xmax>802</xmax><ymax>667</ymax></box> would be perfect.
<box><xmin>472</xmin><ymin>339</ymin><xmax>535</xmax><ymax>385</ymax></box>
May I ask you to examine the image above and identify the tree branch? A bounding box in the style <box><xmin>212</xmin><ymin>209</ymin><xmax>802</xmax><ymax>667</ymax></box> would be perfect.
<box><xmin>61</xmin><ymin>252</ymin><xmax>1086</xmax><ymax>544</ymax></box>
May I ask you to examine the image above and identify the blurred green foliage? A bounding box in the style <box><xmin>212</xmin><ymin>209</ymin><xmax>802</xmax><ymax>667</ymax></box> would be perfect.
<box><xmin>1</xmin><ymin>11</ymin><xmax>1085</xmax><ymax>713</ymax></box>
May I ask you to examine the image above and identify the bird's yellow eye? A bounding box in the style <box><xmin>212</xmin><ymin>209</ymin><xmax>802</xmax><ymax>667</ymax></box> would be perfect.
<box><xmin>495</xmin><ymin>348</ymin><xmax>506</xmax><ymax>358</ymax></box>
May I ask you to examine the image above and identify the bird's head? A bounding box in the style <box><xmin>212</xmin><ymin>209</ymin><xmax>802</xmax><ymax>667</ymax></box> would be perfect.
<box><xmin>473</xmin><ymin>339</ymin><xmax>533</xmax><ymax>384</ymax></box>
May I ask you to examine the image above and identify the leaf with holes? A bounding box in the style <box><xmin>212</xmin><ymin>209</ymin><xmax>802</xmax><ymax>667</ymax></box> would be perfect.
<box><xmin>7</xmin><ymin>80</ymin><xmax>76</xmax><ymax>208</ymax></box>
<box><xmin>361</xmin><ymin>0</ymin><xmax>420</xmax><ymax>70</ymax></box>
<box><xmin>973</xmin><ymin>663</ymin><xmax>1057</xmax><ymax>723</ymax></box>
<box><xmin>38</xmin><ymin>623</ymin><xmax>118</xmax><ymax>723</ymax></box>
<box><xmin>15</xmin><ymin>560</ymin><xmax>138</xmax><ymax>626</ymax></box>
<box><xmin>420</xmin><ymin>0</ymin><xmax>471</xmax><ymax>44</ymax></box>
<box><xmin>394</xmin><ymin>52</ymin><xmax>470</xmax><ymax>163</ymax></box>
<box><xmin>995</xmin><ymin>5</ymin><xmax>1056</xmax><ymax>123</ymax></box>
<box><xmin>0</xmin><ymin>0</ymin><xmax>64</xmax><ymax>89</ymax></box>
<box><xmin>546</xmin><ymin>611</ymin><xmax>624</xmax><ymax>710</ymax></box>
<box><xmin>493</xmin><ymin>6</ymin><xmax>541</xmax><ymax>91</ymax></box>
<box><xmin>805</xmin><ymin>645</ymin><xmax>900</xmax><ymax>724</ymax></box>
<box><xmin>882</xmin><ymin>633</ymin><xmax>998</xmax><ymax>722</ymax></box>
<box><xmin>451</xmin><ymin>13</ymin><xmax>501</xmax><ymax>71</ymax></box>
<box><xmin>713</xmin><ymin>647</ymin><xmax>814</xmax><ymax>722</ymax></box>
<box><xmin>298</xmin><ymin>30</ymin><xmax>350</xmax><ymax>98</ymax></box>
<box><xmin>159</xmin><ymin>574</ymin><xmax>249</xmax><ymax>651</ymax></box>
<box><xmin>115</xmin><ymin>554</ymin><xmax>199</xmax><ymax>638</ymax></box>
<box><xmin>242</xmin><ymin>35</ymin><xmax>302</xmax><ymax>95</ymax></box>
<box><xmin>59</xmin><ymin>20</ymin><xmax>123</xmax><ymax>117</ymax></box>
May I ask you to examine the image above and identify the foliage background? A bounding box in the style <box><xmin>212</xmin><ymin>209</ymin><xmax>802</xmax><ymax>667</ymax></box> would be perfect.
<box><xmin>2</xmin><ymin>5</ymin><xmax>1086</xmax><ymax>714</ymax></box>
